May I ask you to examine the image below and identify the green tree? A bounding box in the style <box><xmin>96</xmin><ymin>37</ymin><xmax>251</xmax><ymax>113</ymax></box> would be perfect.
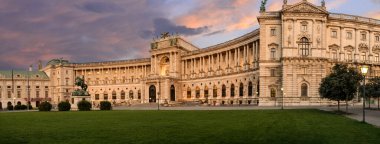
<box><xmin>319</xmin><ymin>64</ymin><xmax>363</xmax><ymax>112</ymax></box>
<box><xmin>366</xmin><ymin>77</ymin><xmax>380</xmax><ymax>109</ymax></box>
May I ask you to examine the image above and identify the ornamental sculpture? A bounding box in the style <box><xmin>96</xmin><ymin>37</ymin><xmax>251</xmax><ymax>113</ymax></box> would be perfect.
<box><xmin>260</xmin><ymin>0</ymin><xmax>268</xmax><ymax>12</ymax></box>
<box><xmin>72</xmin><ymin>76</ymin><xmax>90</xmax><ymax>96</ymax></box>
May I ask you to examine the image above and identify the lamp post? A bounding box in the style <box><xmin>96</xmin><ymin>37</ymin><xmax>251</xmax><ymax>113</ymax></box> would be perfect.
<box><xmin>281</xmin><ymin>88</ymin><xmax>284</xmax><ymax>110</ymax></box>
<box><xmin>361</xmin><ymin>65</ymin><xmax>368</xmax><ymax>123</ymax></box>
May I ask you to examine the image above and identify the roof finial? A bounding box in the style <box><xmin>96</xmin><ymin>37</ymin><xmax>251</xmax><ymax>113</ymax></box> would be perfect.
<box><xmin>283</xmin><ymin>0</ymin><xmax>287</xmax><ymax>5</ymax></box>
<box><xmin>321</xmin><ymin>0</ymin><xmax>325</xmax><ymax>7</ymax></box>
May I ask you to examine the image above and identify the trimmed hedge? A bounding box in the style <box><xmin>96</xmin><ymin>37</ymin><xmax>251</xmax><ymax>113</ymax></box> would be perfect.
<box><xmin>58</xmin><ymin>101</ymin><xmax>71</xmax><ymax>111</ymax></box>
<box><xmin>14</xmin><ymin>104</ymin><xmax>22</xmax><ymax>110</ymax></box>
<box><xmin>7</xmin><ymin>105</ymin><xmax>14</xmax><ymax>111</ymax></box>
<box><xmin>77</xmin><ymin>100</ymin><xmax>91</xmax><ymax>111</ymax></box>
<box><xmin>20</xmin><ymin>105</ymin><xmax>27</xmax><ymax>110</ymax></box>
<box><xmin>38</xmin><ymin>101</ymin><xmax>52</xmax><ymax>111</ymax></box>
<box><xmin>100</xmin><ymin>101</ymin><xmax>112</xmax><ymax>110</ymax></box>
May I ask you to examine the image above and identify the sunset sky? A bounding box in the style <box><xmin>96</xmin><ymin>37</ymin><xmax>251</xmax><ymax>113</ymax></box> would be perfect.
<box><xmin>0</xmin><ymin>0</ymin><xmax>380</xmax><ymax>70</ymax></box>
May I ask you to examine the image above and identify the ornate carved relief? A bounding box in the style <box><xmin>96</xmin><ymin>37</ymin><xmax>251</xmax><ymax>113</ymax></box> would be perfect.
<box><xmin>359</xmin><ymin>43</ymin><xmax>369</xmax><ymax>52</ymax></box>
<box><xmin>373</xmin><ymin>45</ymin><xmax>380</xmax><ymax>53</ymax></box>
<box><xmin>297</xmin><ymin>31</ymin><xmax>311</xmax><ymax>42</ymax></box>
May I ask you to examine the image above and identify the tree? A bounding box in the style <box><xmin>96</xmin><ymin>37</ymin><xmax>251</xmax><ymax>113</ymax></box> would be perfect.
<box><xmin>366</xmin><ymin>77</ymin><xmax>380</xmax><ymax>110</ymax></box>
<box><xmin>319</xmin><ymin>64</ymin><xmax>363</xmax><ymax>112</ymax></box>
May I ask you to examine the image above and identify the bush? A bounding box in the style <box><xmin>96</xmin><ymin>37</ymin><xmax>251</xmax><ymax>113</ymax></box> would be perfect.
<box><xmin>38</xmin><ymin>101</ymin><xmax>52</xmax><ymax>111</ymax></box>
<box><xmin>28</xmin><ymin>104</ymin><xmax>33</xmax><ymax>110</ymax></box>
<box><xmin>77</xmin><ymin>100</ymin><xmax>91</xmax><ymax>111</ymax></box>
<box><xmin>7</xmin><ymin>105</ymin><xmax>14</xmax><ymax>111</ymax></box>
<box><xmin>58</xmin><ymin>101</ymin><xmax>71</xmax><ymax>111</ymax></box>
<box><xmin>14</xmin><ymin>104</ymin><xmax>22</xmax><ymax>110</ymax></box>
<box><xmin>100</xmin><ymin>101</ymin><xmax>112</xmax><ymax>110</ymax></box>
<box><xmin>20</xmin><ymin>105</ymin><xmax>27</xmax><ymax>110</ymax></box>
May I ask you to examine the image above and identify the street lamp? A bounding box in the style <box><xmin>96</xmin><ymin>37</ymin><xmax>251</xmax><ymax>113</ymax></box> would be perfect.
<box><xmin>281</xmin><ymin>88</ymin><xmax>284</xmax><ymax>110</ymax></box>
<box><xmin>361</xmin><ymin>65</ymin><xmax>368</xmax><ymax>123</ymax></box>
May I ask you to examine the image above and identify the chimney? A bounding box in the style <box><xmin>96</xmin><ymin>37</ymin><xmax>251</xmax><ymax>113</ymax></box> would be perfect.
<box><xmin>29</xmin><ymin>65</ymin><xmax>33</xmax><ymax>72</ymax></box>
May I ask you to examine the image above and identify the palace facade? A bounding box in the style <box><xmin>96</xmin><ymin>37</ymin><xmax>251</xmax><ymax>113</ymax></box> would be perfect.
<box><xmin>2</xmin><ymin>0</ymin><xmax>380</xmax><ymax>108</ymax></box>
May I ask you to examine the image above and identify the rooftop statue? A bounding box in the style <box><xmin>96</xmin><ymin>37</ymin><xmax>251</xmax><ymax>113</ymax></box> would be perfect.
<box><xmin>260</xmin><ymin>0</ymin><xmax>268</xmax><ymax>12</ymax></box>
<box><xmin>160</xmin><ymin>32</ymin><xmax>170</xmax><ymax>39</ymax></box>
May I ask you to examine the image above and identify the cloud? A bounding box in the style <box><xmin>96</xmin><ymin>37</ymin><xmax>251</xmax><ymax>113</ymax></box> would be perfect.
<box><xmin>140</xmin><ymin>18</ymin><xmax>208</xmax><ymax>39</ymax></box>
<box><xmin>79</xmin><ymin>2</ymin><xmax>124</xmax><ymax>13</ymax></box>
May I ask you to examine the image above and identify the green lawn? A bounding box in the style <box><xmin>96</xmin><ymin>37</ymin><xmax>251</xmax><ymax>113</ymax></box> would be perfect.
<box><xmin>0</xmin><ymin>109</ymin><xmax>379</xmax><ymax>144</ymax></box>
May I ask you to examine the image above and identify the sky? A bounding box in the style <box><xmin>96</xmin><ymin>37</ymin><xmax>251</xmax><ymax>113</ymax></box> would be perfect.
<box><xmin>0</xmin><ymin>0</ymin><xmax>380</xmax><ymax>70</ymax></box>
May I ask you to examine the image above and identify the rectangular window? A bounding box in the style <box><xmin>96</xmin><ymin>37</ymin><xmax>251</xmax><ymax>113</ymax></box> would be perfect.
<box><xmin>376</xmin><ymin>36</ymin><xmax>380</xmax><ymax>42</ymax></box>
<box><xmin>36</xmin><ymin>91</ymin><xmax>40</xmax><ymax>98</ymax></box>
<box><xmin>332</xmin><ymin>51</ymin><xmax>337</xmax><ymax>60</ymax></box>
<box><xmin>7</xmin><ymin>91</ymin><xmax>11</xmax><ymax>98</ymax></box>
<box><xmin>375</xmin><ymin>54</ymin><xmax>379</xmax><ymax>62</ymax></box>
<box><xmin>301</xmin><ymin>25</ymin><xmax>307</xmax><ymax>31</ymax></box>
<box><xmin>45</xmin><ymin>91</ymin><xmax>48</xmax><ymax>98</ymax></box>
<box><xmin>270</xmin><ymin>29</ymin><xmax>276</xmax><ymax>36</ymax></box>
<box><xmin>331</xmin><ymin>31</ymin><xmax>337</xmax><ymax>38</ymax></box>
<box><xmin>0</xmin><ymin>89</ymin><xmax>2</xmax><ymax>98</ymax></box>
<box><xmin>95</xmin><ymin>94</ymin><xmax>99</xmax><ymax>100</ymax></box>
<box><xmin>347</xmin><ymin>52</ymin><xmax>352</xmax><ymax>61</ymax></box>
<box><xmin>362</xmin><ymin>53</ymin><xmax>366</xmax><ymax>61</ymax></box>
<box><xmin>17</xmin><ymin>91</ymin><xmax>21</xmax><ymax>98</ymax></box>
<box><xmin>270</xmin><ymin>48</ymin><xmax>276</xmax><ymax>59</ymax></box>
<box><xmin>270</xmin><ymin>69</ymin><xmax>276</xmax><ymax>77</ymax></box>
<box><xmin>65</xmin><ymin>78</ymin><xmax>69</xmax><ymax>86</ymax></box>
<box><xmin>104</xmin><ymin>94</ymin><xmax>108</xmax><ymax>100</ymax></box>
<box><xmin>361</xmin><ymin>33</ymin><xmax>366</xmax><ymax>41</ymax></box>
<box><xmin>346</xmin><ymin>32</ymin><xmax>352</xmax><ymax>39</ymax></box>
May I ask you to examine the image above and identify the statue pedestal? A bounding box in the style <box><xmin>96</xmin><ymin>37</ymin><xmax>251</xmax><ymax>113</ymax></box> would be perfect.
<box><xmin>71</xmin><ymin>95</ymin><xmax>91</xmax><ymax>109</ymax></box>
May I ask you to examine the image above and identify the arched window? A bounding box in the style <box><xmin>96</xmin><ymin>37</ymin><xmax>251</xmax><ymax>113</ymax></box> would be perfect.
<box><xmin>121</xmin><ymin>90</ymin><xmax>126</xmax><ymax>99</ymax></box>
<box><xmin>270</xmin><ymin>48</ymin><xmax>276</xmax><ymax>59</ymax></box>
<box><xmin>213</xmin><ymin>85</ymin><xmax>217</xmax><ymax>97</ymax></box>
<box><xmin>230</xmin><ymin>84</ymin><xmax>235</xmax><ymax>97</ymax></box>
<box><xmin>17</xmin><ymin>101</ymin><xmax>21</xmax><ymax>105</ymax></box>
<box><xmin>112</xmin><ymin>91</ymin><xmax>117</xmax><ymax>100</ymax></box>
<box><xmin>248</xmin><ymin>82</ymin><xmax>253</xmax><ymax>97</ymax></box>
<box><xmin>204</xmin><ymin>86</ymin><xmax>209</xmax><ymax>98</ymax></box>
<box><xmin>301</xmin><ymin>83</ymin><xmax>308</xmax><ymax>97</ymax></box>
<box><xmin>196</xmin><ymin>87</ymin><xmax>200</xmax><ymax>98</ymax></box>
<box><xmin>7</xmin><ymin>101</ymin><xmax>12</xmax><ymax>106</ymax></box>
<box><xmin>270</xmin><ymin>88</ymin><xmax>276</xmax><ymax>97</ymax></box>
<box><xmin>239</xmin><ymin>83</ymin><xmax>244</xmax><ymax>97</ymax></box>
<box><xmin>299</xmin><ymin>37</ymin><xmax>310</xmax><ymax>56</ymax></box>
<box><xmin>222</xmin><ymin>85</ymin><xmax>226</xmax><ymax>97</ymax></box>
<box><xmin>129</xmin><ymin>90</ymin><xmax>134</xmax><ymax>99</ymax></box>
<box><xmin>187</xmin><ymin>87</ymin><xmax>191</xmax><ymax>98</ymax></box>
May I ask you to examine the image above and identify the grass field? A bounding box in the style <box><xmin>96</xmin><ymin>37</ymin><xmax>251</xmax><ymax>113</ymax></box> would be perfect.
<box><xmin>0</xmin><ymin>109</ymin><xmax>379</xmax><ymax>144</ymax></box>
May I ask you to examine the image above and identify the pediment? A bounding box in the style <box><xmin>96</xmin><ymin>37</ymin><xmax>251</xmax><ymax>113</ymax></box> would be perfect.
<box><xmin>373</xmin><ymin>45</ymin><xmax>380</xmax><ymax>52</ymax></box>
<box><xmin>268</xmin><ymin>43</ymin><xmax>279</xmax><ymax>47</ymax></box>
<box><xmin>344</xmin><ymin>45</ymin><xmax>354</xmax><ymax>52</ymax></box>
<box><xmin>328</xmin><ymin>44</ymin><xmax>339</xmax><ymax>50</ymax></box>
<box><xmin>282</xmin><ymin>1</ymin><xmax>328</xmax><ymax>14</ymax></box>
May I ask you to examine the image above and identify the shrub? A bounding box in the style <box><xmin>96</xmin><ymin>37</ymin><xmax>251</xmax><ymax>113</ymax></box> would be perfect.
<box><xmin>7</xmin><ymin>105</ymin><xmax>14</xmax><ymax>111</ymax></box>
<box><xmin>38</xmin><ymin>101</ymin><xmax>52</xmax><ymax>111</ymax></box>
<box><xmin>27</xmin><ymin>104</ymin><xmax>33</xmax><ymax>110</ymax></box>
<box><xmin>20</xmin><ymin>105</ymin><xmax>27</xmax><ymax>110</ymax></box>
<box><xmin>14</xmin><ymin>104</ymin><xmax>22</xmax><ymax>110</ymax></box>
<box><xmin>100</xmin><ymin>101</ymin><xmax>112</xmax><ymax>110</ymax></box>
<box><xmin>77</xmin><ymin>100</ymin><xmax>91</xmax><ymax>111</ymax></box>
<box><xmin>58</xmin><ymin>101</ymin><xmax>71</xmax><ymax>111</ymax></box>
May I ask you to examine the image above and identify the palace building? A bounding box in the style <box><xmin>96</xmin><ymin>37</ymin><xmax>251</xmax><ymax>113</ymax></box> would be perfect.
<box><xmin>1</xmin><ymin>0</ymin><xmax>380</xmax><ymax>108</ymax></box>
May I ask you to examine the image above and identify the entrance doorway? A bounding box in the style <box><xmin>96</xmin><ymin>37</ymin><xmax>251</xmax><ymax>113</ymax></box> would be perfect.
<box><xmin>149</xmin><ymin>85</ymin><xmax>156</xmax><ymax>103</ymax></box>
<box><xmin>170</xmin><ymin>85</ymin><xmax>175</xmax><ymax>101</ymax></box>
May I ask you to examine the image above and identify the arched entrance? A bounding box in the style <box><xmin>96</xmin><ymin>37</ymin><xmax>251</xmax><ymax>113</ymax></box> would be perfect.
<box><xmin>149</xmin><ymin>85</ymin><xmax>156</xmax><ymax>103</ymax></box>
<box><xmin>170</xmin><ymin>85</ymin><xmax>175</xmax><ymax>101</ymax></box>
